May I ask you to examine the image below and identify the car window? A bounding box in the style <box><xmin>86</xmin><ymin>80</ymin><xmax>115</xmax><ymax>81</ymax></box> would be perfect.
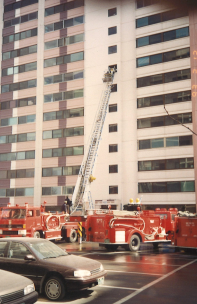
<box><xmin>0</xmin><ymin>242</ymin><xmax>8</xmax><ymax>257</ymax></box>
<box><xmin>8</xmin><ymin>242</ymin><xmax>31</xmax><ymax>259</ymax></box>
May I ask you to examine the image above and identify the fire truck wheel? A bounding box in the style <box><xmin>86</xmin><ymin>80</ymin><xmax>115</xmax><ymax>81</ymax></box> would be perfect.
<box><xmin>129</xmin><ymin>234</ymin><xmax>140</xmax><ymax>252</ymax></box>
<box><xmin>44</xmin><ymin>276</ymin><xmax>65</xmax><ymax>301</ymax></box>
<box><xmin>33</xmin><ymin>231</ymin><xmax>40</xmax><ymax>238</ymax></box>
<box><xmin>69</xmin><ymin>229</ymin><xmax>78</xmax><ymax>243</ymax></box>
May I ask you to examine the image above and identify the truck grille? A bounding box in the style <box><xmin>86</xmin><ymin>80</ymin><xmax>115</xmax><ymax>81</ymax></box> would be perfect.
<box><xmin>1</xmin><ymin>289</ymin><xmax>24</xmax><ymax>304</ymax></box>
<box><xmin>90</xmin><ymin>268</ymin><xmax>101</xmax><ymax>275</ymax></box>
<box><xmin>2</xmin><ymin>231</ymin><xmax>18</xmax><ymax>235</ymax></box>
<box><xmin>0</xmin><ymin>225</ymin><xmax>23</xmax><ymax>228</ymax></box>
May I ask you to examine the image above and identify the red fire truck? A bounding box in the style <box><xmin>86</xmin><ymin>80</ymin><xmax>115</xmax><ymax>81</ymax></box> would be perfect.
<box><xmin>0</xmin><ymin>202</ymin><xmax>78</xmax><ymax>242</ymax></box>
<box><xmin>171</xmin><ymin>211</ymin><xmax>197</xmax><ymax>250</ymax></box>
<box><xmin>85</xmin><ymin>206</ymin><xmax>177</xmax><ymax>251</ymax></box>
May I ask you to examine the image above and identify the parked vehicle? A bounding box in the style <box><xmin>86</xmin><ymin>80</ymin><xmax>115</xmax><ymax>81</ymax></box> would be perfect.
<box><xmin>0</xmin><ymin>237</ymin><xmax>106</xmax><ymax>301</ymax></box>
<box><xmin>85</xmin><ymin>208</ymin><xmax>175</xmax><ymax>251</ymax></box>
<box><xmin>171</xmin><ymin>211</ymin><xmax>197</xmax><ymax>250</ymax></box>
<box><xmin>0</xmin><ymin>202</ymin><xmax>78</xmax><ymax>242</ymax></box>
<box><xmin>0</xmin><ymin>269</ymin><xmax>38</xmax><ymax>304</ymax></box>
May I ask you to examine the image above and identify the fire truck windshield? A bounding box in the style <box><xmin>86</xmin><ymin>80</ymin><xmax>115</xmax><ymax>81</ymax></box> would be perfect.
<box><xmin>1</xmin><ymin>209</ymin><xmax>26</xmax><ymax>219</ymax></box>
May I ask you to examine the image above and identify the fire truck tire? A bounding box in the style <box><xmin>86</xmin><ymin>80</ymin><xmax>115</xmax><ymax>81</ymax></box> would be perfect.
<box><xmin>33</xmin><ymin>231</ymin><xmax>40</xmax><ymax>238</ymax></box>
<box><xmin>129</xmin><ymin>234</ymin><xmax>140</xmax><ymax>252</ymax></box>
<box><xmin>69</xmin><ymin>229</ymin><xmax>78</xmax><ymax>243</ymax></box>
<box><xmin>44</xmin><ymin>276</ymin><xmax>65</xmax><ymax>301</ymax></box>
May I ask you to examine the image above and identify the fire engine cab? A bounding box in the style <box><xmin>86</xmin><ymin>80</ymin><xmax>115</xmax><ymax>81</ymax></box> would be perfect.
<box><xmin>0</xmin><ymin>202</ymin><xmax>78</xmax><ymax>242</ymax></box>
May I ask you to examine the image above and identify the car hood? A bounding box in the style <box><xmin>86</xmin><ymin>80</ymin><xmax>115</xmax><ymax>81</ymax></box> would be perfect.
<box><xmin>0</xmin><ymin>270</ymin><xmax>33</xmax><ymax>296</ymax></box>
<box><xmin>42</xmin><ymin>254</ymin><xmax>101</xmax><ymax>271</ymax></box>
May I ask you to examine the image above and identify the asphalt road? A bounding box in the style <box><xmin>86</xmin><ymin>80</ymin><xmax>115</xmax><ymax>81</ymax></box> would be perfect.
<box><xmin>36</xmin><ymin>242</ymin><xmax>197</xmax><ymax>304</ymax></box>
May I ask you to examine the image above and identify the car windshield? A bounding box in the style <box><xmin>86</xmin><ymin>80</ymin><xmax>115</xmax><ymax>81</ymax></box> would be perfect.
<box><xmin>28</xmin><ymin>240</ymin><xmax>68</xmax><ymax>259</ymax></box>
<box><xmin>1</xmin><ymin>209</ymin><xmax>26</xmax><ymax>219</ymax></box>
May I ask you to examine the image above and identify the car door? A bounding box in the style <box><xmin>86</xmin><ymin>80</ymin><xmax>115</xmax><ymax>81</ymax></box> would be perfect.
<box><xmin>5</xmin><ymin>241</ymin><xmax>47</xmax><ymax>289</ymax></box>
<box><xmin>0</xmin><ymin>240</ymin><xmax>10</xmax><ymax>271</ymax></box>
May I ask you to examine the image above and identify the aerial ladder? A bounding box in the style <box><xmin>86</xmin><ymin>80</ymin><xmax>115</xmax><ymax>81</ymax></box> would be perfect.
<box><xmin>71</xmin><ymin>67</ymin><xmax>116</xmax><ymax>215</ymax></box>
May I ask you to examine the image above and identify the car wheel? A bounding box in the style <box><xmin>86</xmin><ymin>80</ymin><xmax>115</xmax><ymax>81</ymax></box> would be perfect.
<box><xmin>45</xmin><ymin>276</ymin><xmax>65</xmax><ymax>301</ymax></box>
<box><xmin>69</xmin><ymin>229</ymin><xmax>78</xmax><ymax>243</ymax></box>
<box><xmin>129</xmin><ymin>234</ymin><xmax>140</xmax><ymax>252</ymax></box>
<box><xmin>33</xmin><ymin>231</ymin><xmax>40</xmax><ymax>238</ymax></box>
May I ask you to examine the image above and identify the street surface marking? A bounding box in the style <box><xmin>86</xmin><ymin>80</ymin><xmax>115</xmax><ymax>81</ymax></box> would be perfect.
<box><xmin>97</xmin><ymin>285</ymin><xmax>139</xmax><ymax>291</ymax></box>
<box><xmin>106</xmin><ymin>270</ymin><xmax>161</xmax><ymax>276</ymax></box>
<box><xmin>112</xmin><ymin>258</ymin><xmax>197</xmax><ymax>304</ymax></box>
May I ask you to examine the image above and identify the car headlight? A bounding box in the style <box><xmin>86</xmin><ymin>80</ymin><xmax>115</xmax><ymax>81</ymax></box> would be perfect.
<box><xmin>74</xmin><ymin>270</ymin><xmax>91</xmax><ymax>277</ymax></box>
<box><xmin>100</xmin><ymin>264</ymin><xmax>104</xmax><ymax>271</ymax></box>
<box><xmin>24</xmin><ymin>284</ymin><xmax>35</xmax><ymax>295</ymax></box>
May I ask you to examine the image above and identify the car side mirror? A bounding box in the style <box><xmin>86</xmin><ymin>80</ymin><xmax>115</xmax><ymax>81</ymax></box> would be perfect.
<box><xmin>24</xmin><ymin>254</ymin><xmax>36</xmax><ymax>261</ymax></box>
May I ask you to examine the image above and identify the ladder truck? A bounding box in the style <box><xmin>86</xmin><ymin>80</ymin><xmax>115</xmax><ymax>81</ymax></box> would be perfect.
<box><xmin>71</xmin><ymin>67</ymin><xmax>117</xmax><ymax>216</ymax></box>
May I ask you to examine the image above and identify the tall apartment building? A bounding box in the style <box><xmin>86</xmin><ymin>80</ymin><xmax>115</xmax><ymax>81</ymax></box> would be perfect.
<box><xmin>0</xmin><ymin>0</ymin><xmax>197</xmax><ymax>211</ymax></box>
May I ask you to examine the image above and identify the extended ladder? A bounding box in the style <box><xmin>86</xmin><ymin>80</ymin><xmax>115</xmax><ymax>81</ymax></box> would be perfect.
<box><xmin>71</xmin><ymin>67</ymin><xmax>116</xmax><ymax>214</ymax></box>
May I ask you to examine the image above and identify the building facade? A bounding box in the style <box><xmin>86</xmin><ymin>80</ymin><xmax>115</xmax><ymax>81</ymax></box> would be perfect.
<box><xmin>0</xmin><ymin>0</ymin><xmax>197</xmax><ymax>211</ymax></box>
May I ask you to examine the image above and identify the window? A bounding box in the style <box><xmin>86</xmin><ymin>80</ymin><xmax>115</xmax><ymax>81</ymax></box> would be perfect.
<box><xmin>136</xmin><ymin>27</ymin><xmax>189</xmax><ymax>48</ymax></box>
<box><xmin>136</xmin><ymin>0</ymin><xmax>159</xmax><ymax>9</ymax></box>
<box><xmin>44</xmin><ymin>34</ymin><xmax>84</xmax><ymax>50</ymax></box>
<box><xmin>109</xmin><ymin>124</ymin><xmax>118</xmax><ymax>132</ymax></box>
<box><xmin>44</xmin><ymin>89</ymin><xmax>83</xmax><ymax>103</ymax></box>
<box><xmin>0</xmin><ymin>187</ymin><xmax>34</xmax><ymax>197</ymax></box>
<box><xmin>109</xmin><ymin>186</ymin><xmax>118</xmax><ymax>194</ymax></box>
<box><xmin>137</xmin><ymin>69</ymin><xmax>191</xmax><ymax>88</ymax></box>
<box><xmin>109</xmin><ymin>104</ymin><xmax>117</xmax><ymax>112</ymax></box>
<box><xmin>137</xmin><ymin>112</ymin><xmax>192</xmax><ymax>129</ymax></box>
<box><xmin>108</xmin><ymin>8</ymin><xmax>117</xmax><ymax>17</ymax></box>
<box><xmin>108</xmin><ymin>26</ymin><xmax>117</xmax><ymax>35</ymax></box>
<box><xmin>109</xmin><ymin>144</ymin><xmax>118</xmax><ymax>153</ymax></box>
<box><xmin>111</xmin><ymin>84</ymin><xmax>117</xmax><ymax>92</ymax></box>
<box><xmin>8</xmin><ymin>242</ymin><xmax>31</xmax><ymax>259</ymax></box>
<box><xmin>43</xmin><ymin>108</ymin><xmax>84</xmax><ymax>122</ymax></box>
<box><xmin>137</xmin><ymin>47</ymin><xmax>190</xmax><ymax>68</ymax></box>
<box><xmin>4</xmin><ymin>12</ymin><xmax>38</xmax><ymax>28</ymax></box>
<box><xmin>42</xmin><ymin>187</ymin><xmax>61</xmax><ymax>195</ymax></box>
<box><xmin>108</xmin><ymin>45</ymin><xmax>117</xmax><ymax>54</ymax></box>
<box><xmin>2</xmin><ymin>62</ymin><xmax>37</xmax><ymax>76</ymax></box>
<box><xmin>45</xmin><ymin>16</ymin><xmax>84</xmax><ymax>33</ymax></box>
<box><xmin>0</xmin><ymin>151</ymin><xmax>35</xmax><ymax>162</ymax></box>
<box><xmin>2</xmin><ymin>80</ymin><xmax>37</xmax><ymax>93</ymax></box>
<box><xmin>109</xmin><ymin>165</ymin><xmax>118</xmax><ymax>173</ymax></box>
<box><xmin>44</xmin><ymin>71</ymin><xmax>83</xmax><ymax>85</ymax></box>
<box><xmin>0</xmin><ymin>242</ymin><xmax>8</xmax><ymax>257</ymax></box>
<box><xmin>4</xmin><ymin>0</ymin><xmax>38</xmax><ymax>12</ymax></box>
<box><xmin>136</xmin><ymin>9</ymin><xmax>188</xmax><ymax>28</ymax></box>
<box><xmin>45</xmin><ymin>0</ymin><xmax>84</xmax><ymax>16</ymax></box>
<box><xmin>138</xmin><ymin>158</ymin><xmax>194</xmax><ymax>171</ymax></box>
<box><xmin>3</xmin><ymin>29</ymin><xmax>37</xmax><ymax>44</ymax></box>
<box><xmin>0</xmin><ymin>133</ymin><xmax>35</xmax><ymax>144</ymax></box>
<box><xmin>139</xmin><ymin>135</ymin><xmax>192</xmax><ymax>150</ymax></box>
<box><xmin>1</xmin><ymin>115</ymin><xmax>36</xmax><ymax>127</ymax></box>
<box><xmin>139</xmin><ymin>181</ymin><xmax>195</xmax><ymax>193</ymax></box>
<box><xmin>44</xmin><ymin>52</ymin><xmax>84</xmax><ymax>68</ymax></box>
<box><xmin>62</xmin><ymin>186</ymin><xmax>75</xmax><ymax>195</ymax></box>
<box><xmin>137</xmin><ymin>90</ymin><xmax>191</xmax><ymax>108</ymax></box>
<box><xmin>43</xmin><ymin>146</ymin><xmax>84</xmax><ymax>158</ymax></box>
<box><xmin>43</xmin><ymin>127</ymin><xmax>83</xmax><ymax>140</ymax></box>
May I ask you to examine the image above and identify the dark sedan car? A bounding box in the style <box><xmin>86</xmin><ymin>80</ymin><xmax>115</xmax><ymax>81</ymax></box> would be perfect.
<box><xmin>0</xmin><ymin>238</ymin><xmax>106</xmax><ymax>301</ymax></box>
<box><xmin>0</xmin><ymin>269</ymin><xmax>38</xmax><ymax>304</ymax></box>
